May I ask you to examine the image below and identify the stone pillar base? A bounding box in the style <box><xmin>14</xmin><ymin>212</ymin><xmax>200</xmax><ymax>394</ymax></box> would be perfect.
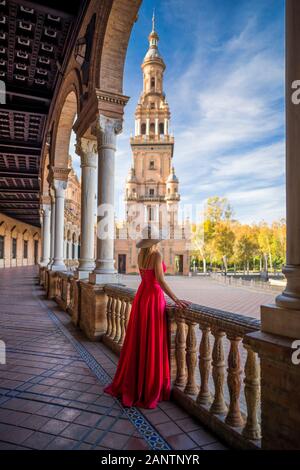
<box><xmin>56</xmin><ymin>273</ymin><xmax>73</xmax><ymax>312</ymax></box>
<box><xmin>79</xmin><ymin>281</ymin><xmax>108</xmax><ymax>341</ymax></box>
<box><xmin>69</xmin><ymin>277</ymin><xmax>81</xmax><ymax>326</ymax></box>
<box><xmin>89</xmin><ymin>272</ymin><xmax>119</xmax><ymax>285</ymax></box>
<box><xmin>39</xmin><ymin>266</ymin><xmax>47</xmax><ymax>286</ymax></box>
<box><xmin>69</xmin><ymin>271</ymin><xmax>94</xmax><ymax>327</ymax></box>
<box><xmin>51</xmin><ymin>263</ymin><xmax>66</xmax><ymax>272</ymax></box>
<box><xmin>246</xmin><ymin>329</ymin><xmax>300</xmax><ymax>449</ymax></box>
<box><xmin>47</xmin><ymin>271</ymin><xmax>59</xmax><ymax>300</ymax></box>
<box><xmin>261</xmin><ymin>303</ymin><xmax>300</xmax><ymax>339</ymax></box>
<box><xmin>76</xmin><ymin>270</ymin><xmax>91</xmax><ymax>280</ymax></box>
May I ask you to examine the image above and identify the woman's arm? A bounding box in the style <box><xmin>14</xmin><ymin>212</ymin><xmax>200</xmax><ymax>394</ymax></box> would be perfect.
<box><xmin>154</xmin><ymin>252</ymin><xmax>190</xmax><ymax>309</ymax></box>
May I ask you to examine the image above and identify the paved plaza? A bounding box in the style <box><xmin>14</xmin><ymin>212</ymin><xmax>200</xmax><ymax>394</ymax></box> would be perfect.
<box><xmin>119</xmin><ymin>274</ymin><xmax>276</xmax><ymax>320</ymax></box>
<box><xmin>0</xmin><ymin>267</ymin><xmax>227</xmax><ymax>451</ymax></box>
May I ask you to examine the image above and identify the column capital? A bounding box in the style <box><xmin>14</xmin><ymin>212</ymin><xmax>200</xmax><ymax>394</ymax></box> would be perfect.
<box><xmin>76</xmin><ymin>137</ymin><xmax>98</xmax><ymax>168</ymax></box>
<box><xmin>93</xmin><ymin>115</ymin><xmax>123</xmax><ymax>151</ymax></box>
<box><xmin>40</xmin><ymin>194</ymin><xmax>51</xmax><ymax>206</ymax></box>
<box><xmin>49</xmin><ymin>166</ymin><xmax>70</xmax><ymax>183</ymax></box>
<box><xmin>40</xmin><ymin>203</ymin><xmax>51</xmax><ymax>216</ymax></box>
<box><xmin>53</xmin><ymin>179</ymin><xmax>67</xmax><ymax>197</ymax></box>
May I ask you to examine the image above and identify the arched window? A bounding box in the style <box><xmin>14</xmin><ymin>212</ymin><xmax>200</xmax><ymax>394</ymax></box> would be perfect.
<box><xmin>72</xmin><ymin>233</ymin><xmax>76</xmax><ymax>259</ymax></box>
<box><xmin>12</xmin><ymin>238</ymin><xmax>17</xmax><ymax>259</ymax></box>
<box><xmin>0</xmin><ymin>235</ymin><xmax>4</xmax><ymax>259</ymax></box>
<box><xmin>141</xmin><ymin>123</ymin><xmax>146</xmax><ymax>135</ymax></box>
<box><xmin>159</xmin><ymin>122</ymin><xmax>164</xmax><ymax>135</ymax></box>
<box><xmin>151</xmin><ymin>77</ymin><xmax>155</xmax><ymax>89</ymax></box>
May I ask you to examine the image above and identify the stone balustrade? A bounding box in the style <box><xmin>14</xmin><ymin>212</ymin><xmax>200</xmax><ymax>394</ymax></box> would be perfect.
<box><xmin>101</xmin><ymin>284</ymin><xmax>262</xmax><ymax>449</ymax></box>
<box><xmin>102</xmin><ymin>285</ymin><xmax>135</xmax><ymax>354</ymax></box>
<box><xmin>55</xmin><ymin>271</ymin><xmax>74</xmax><ymax>313</ymax></box>
<box><xmin>50</xmin><ymin>277</ymin><xmax>261</xmax><ymax>448</ymax></box>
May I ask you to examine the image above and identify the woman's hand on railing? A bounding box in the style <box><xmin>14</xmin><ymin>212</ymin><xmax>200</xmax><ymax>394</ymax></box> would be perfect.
<box><xmin>174</xmin><ymin>299</ymin><xmax>192</xmax><ymax>309</ymax></box>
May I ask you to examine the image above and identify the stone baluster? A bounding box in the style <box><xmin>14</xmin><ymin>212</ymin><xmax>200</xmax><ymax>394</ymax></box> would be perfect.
<box><xmin>210</xmin><ymin>330</ymin><xmax>228</xmax><ymax>415</ymax></box>
<box><xmin>110</xmin><ymin>297</ymin><xmax>116</xmax><ymax>340</ymax></box>
<box><xmin>106</xmin><ymin>295</ymin><xmax>112</xmax><ymax>337</ymax></box>
<box><xmin>196</xmin><ymin>325</ymin><xmax>212</xmax><ymax>405</ymax></box>
<box><xmin>175</xmin><ymin>318</ymin><xmax>187</xmax><ymax>387</ymax></box>
<box><xmin>184</xmin><ymin>322</ymin><xmax>198</xmax><ymax>395</ymax></box>
<box><xmin>118</xmin><ymin>299</ymin><xmax>126</xmax><ymax>345</ymax></box>
<box><xmin>225</xmin><ymin>335</ymin><xmax>244</xmax><ymax>427</ymax></box>
<box><xmin>242</xmin><ymin>345</ymin><xmax>261</xmax><ymax>440</ymax></box>
<box><xmin>125</xmin><ymin>301</ymin><xmax>131</xmax><ymax>331</ymax></box>
<box><xmin>114</xmin><ymin>297</ymin><xmax>121</xmax><ymax>343</ymax></box>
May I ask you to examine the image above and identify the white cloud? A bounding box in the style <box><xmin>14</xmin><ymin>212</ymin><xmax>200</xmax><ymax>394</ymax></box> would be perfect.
<box><xmin>114</xmin><ymin>1</ymin><xmax>285</xmax><ymax>224</ymax></box>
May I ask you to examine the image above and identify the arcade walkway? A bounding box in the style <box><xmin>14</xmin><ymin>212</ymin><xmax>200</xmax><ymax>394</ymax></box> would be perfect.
<box><xmin>0</xmin><ymin>267</ymin><xmax>226</xmax><ymax>451</ymax></box>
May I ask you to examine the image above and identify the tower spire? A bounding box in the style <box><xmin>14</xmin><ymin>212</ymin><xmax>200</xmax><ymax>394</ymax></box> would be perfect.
<box><xmin>152</xmin><ymin>8</ymin><xmax>156</xmax><ymax>32</ymax></box>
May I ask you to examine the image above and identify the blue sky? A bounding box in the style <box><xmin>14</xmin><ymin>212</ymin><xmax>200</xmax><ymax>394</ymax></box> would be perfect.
<box><xmin>71</xmin><ymin>0</ymin><xmax>285</xmax><ymax>224</ymax></box>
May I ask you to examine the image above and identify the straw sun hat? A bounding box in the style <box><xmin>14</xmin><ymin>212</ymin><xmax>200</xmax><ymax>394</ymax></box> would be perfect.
<box><xmin>136</xmin><ymin>225</ymin><xmax>166</xmax><ymax>249</ymax></box>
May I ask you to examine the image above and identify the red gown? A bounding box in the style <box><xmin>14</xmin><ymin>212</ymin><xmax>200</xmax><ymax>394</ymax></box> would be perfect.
<box><xmin>103</xmin><ymin>261</ymin><xmax>171</xmax><ymax>409</ymax></box>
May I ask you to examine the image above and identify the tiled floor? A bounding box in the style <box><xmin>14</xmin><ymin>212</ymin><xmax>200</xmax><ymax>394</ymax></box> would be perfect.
<box><xmin>0</xmin><ymin>266</ymin><xmax>227</xmax><ymax>451</ymax></box>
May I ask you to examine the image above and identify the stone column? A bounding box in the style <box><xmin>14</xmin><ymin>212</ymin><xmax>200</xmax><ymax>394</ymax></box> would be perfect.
<box><xmin>63</xmin><ymin>239</ymin><xmax>67</xmax><ymax>260</ymax></box>
<box><xmin>48</xmin><ymin>190</ymin><xmax>55</xmax><ymax>268</ymax></box>
<box><xmin>74</xmin><ymin>242</ymin><xmax>79</xmax><ymax>260</ymax></box>
<box><xmin>51</xmin><ymin>179</ymin><xmax>68</xmax><ymax>271</ymax></box>
<box><xmin>90</xmin><ymin>115</ymin><xmax>122</xmax><ymax>284</ymax></box>
<box><xmin>164</xmin><ymin>118</ymin><xmax>169</xmax><ymax>136</ymax></box>
<box><xmin>137</xmin><ymin>118</ymin><xmax>141</xmax><ymax>136</ymax></box>
<box><xmin>40</xmin><ymin>202</ymin><xmax>51</xmax><ymax>266</ymax></box>
<box><xmin>76</xmin><ymin>137</ymin><xmax>97</xmax><ymax>276</ymax></box>
<box><xmin>275</xmin><ymin>0</ymin><xmax>300</xmax><ymax>314</ymax></box>
<box><xmin>155</xmin><ymin>118</ymin><xmax>159</xmax><ymax>136</ymax></box>
<box><xmin>245</xmin><ymin>1</ymin><xmax>300</xmax><ymax>450</ymax></box>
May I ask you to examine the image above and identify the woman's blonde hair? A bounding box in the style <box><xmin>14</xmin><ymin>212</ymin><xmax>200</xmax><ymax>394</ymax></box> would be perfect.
<box><xmin>138</xmin><ymin>244</ymin><xmax>159</xmax><ymax>268</ymax></box>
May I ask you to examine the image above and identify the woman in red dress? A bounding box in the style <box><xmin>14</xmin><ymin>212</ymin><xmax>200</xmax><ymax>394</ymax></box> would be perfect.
<box><xmin>104</xmin><ymin>229</ymin><xmax>190</xmax><ymax>409</ymax></box>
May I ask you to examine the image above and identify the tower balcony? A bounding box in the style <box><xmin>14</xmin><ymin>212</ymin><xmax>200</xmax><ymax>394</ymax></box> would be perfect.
<box><xmin>139</xmin><ymin>195</ymin><xmax>166</xmax><ymax>202</ymax></box>
<box><xmin>165</xmin><ymin>193</ymin><xmax>180</xmax><ymax>201</ymax></box>
<box><xmin>130</xmin><ymin>134</ymin><xmax>174</xmax><ymax>145</ymax></box>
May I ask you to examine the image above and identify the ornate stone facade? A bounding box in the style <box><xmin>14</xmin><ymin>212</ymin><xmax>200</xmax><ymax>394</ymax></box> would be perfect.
<box><xmin>64</xmin><ymin>156</ymin><xmax>81</xmax><ymax>269</ymax></box>
<box><xmin>114</xmin><ymin>16</ymin><xmax>191</xmax><ymax>275</ymax></box>
<box><xmin>0</xmin><ymin>213</ymin><xmax>41</xmax><ymax>269</ymax></box>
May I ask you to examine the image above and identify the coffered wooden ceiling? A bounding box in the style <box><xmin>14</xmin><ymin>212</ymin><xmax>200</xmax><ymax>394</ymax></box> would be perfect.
<box><xmin>0</xmin><ymin>0</ymin><xmax>86</xmax><ymax>226</ymax></box>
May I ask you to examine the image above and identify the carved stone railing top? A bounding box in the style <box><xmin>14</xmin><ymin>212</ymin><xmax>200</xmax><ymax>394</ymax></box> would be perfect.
<box><xmin>104</xmin><ymin>284</ymin><xmax>260</xmax><ymax>335</ymax></box>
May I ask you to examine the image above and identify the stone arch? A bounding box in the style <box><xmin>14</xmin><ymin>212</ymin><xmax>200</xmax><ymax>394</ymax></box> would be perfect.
<box><xmin>0</xmin><ymin>221</ymin><xmax>9</xmax><ymax>237</ymax></box>
<box><xmin>11</xmin><ymin>226</ymin><xmax>20</xmax><ymax>239</ymax></box>
<box><xmin>40</xmin><ymin>148</ymin><xmax>50</xmax><ymax>197</ymax></box>
<box><xmin>95</xmin><ymin>0</ymin><xmax>141</xmax><ymax>94</ymax></box>
<box><xmin>33</xmin><ymin>232</ymin><xmax>40</xmax><ymax>241</ymax></box>
<box><xmin>23</xmin><ymin>229</ymin><xmax>29</xmax><ymax>241</ymax></box>
<box><xmin>51</xmin><ymin>90</ymin><xmax>78</xmax><ymax>169</ymax></box>
<box><xmin>50</xmin><ymin>68</ymin><xmax>82</xmax><ymax>169</ymax></box>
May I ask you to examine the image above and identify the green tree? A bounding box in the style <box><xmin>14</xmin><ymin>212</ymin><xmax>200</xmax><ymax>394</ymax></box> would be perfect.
<box><xmin>214</xmin><ymin>221</ymin><xmax>235</xmax><ymax>274</ymax></box>
<box><xmin>235</xmin><ymin>225</ymin><xmax>259</xmax><ymax>274</ymax></box>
